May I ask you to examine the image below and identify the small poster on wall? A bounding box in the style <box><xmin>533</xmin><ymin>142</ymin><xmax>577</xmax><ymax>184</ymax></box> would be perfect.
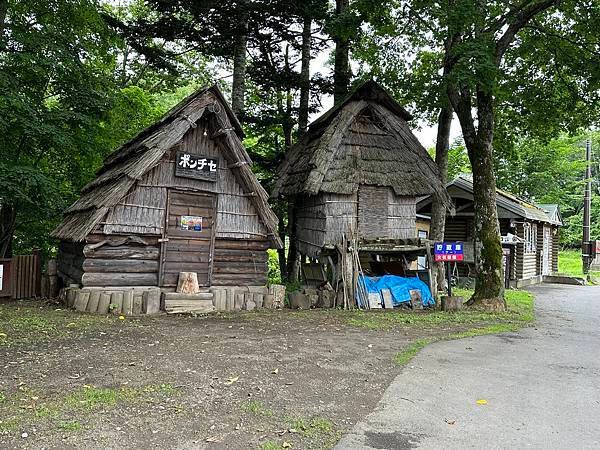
<box><xmin>180</xmin><ymin>216</ymin><xmax>202</xmax><ymax>231</ymax></box>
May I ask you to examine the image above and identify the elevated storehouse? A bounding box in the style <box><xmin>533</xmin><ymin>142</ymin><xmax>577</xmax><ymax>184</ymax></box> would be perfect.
<box><xmin>53</xmin><ymin>86</ymin><xmax>282</xmax><ymax>302</ymax></box>
<box><xmin>272</xmin><ymin>81</ymin><xmax>450</xmax><ymax>298</ymax></box>
<box><xmin>417</xmin><ymin>175</ymin><xmax>562</xmax><ymax>287</ymax></box>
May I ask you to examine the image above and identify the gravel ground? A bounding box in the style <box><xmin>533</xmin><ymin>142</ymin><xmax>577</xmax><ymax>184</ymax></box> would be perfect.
<box><xmin>0</xmin><ymin>299</ymin><xmax>522</xmax><ymax>450</ymax></box>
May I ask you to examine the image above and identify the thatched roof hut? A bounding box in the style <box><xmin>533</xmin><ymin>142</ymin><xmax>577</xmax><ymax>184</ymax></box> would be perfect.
<box><xmin>272</xmin><ymin>80</ymin><xmax>450</xmax><ymax>260</ymax></box>
<box><xmin>53</xmin><ymin>85</ymin><xmax>281</xmax><ymax>297</ymax></box>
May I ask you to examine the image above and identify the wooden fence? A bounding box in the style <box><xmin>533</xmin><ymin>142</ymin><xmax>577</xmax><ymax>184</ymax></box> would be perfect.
<box><xmin>0</xmin><ymin>252</ymin><xmax>41</xmax><ymax>299</ymax></box>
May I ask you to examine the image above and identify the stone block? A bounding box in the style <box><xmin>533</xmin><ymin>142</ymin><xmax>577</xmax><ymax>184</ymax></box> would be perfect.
<box><xmin>142</xmin><ymin>289</ymin><xmax>161</xmax><ymax>315</ymax></box>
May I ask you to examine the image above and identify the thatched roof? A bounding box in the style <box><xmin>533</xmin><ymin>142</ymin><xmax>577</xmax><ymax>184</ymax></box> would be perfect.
<box><xmin>52</xmin><ymin>85</ymin><xmax>282</xmax><ymax>247</ymax></box>
<box><xmin>272</xmin><ymin>81</ymin><xmax>451</xmax><ymax>207</ymax></box>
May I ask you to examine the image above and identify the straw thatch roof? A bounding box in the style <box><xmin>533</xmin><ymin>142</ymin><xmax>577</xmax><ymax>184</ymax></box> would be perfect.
<box><xmin>52</xmin><ymin>85</ymin><xmax>282</xmax><ymax>247</ymax></box>
<box><xmin>272</xmin><ymin>81</ymin><xmax>451</xmax><ymax>207</ymax></box>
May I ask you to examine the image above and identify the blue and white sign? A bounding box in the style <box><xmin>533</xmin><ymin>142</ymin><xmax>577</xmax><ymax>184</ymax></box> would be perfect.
<box><xmin>434</xmin><ymin>242</ymin><xmax>464</xmax><ymax>262</ymax></box>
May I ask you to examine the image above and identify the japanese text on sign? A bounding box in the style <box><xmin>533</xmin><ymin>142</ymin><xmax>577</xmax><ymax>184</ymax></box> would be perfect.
<box><xmin>434</xmin><ymin>242</ymin><xmax>465</xmax><ymax>262</ymax></box>
<box><xmin>175</xmin><ymin>152</ymin><xmax>218</xmax><ymax>181</ymax></box>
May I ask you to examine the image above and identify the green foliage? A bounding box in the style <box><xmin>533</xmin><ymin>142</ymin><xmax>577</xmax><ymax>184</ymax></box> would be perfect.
<box><xmin>267</xmin><ymin>249</ymin><xmax>282</xmax><ymax>285</ymax></box>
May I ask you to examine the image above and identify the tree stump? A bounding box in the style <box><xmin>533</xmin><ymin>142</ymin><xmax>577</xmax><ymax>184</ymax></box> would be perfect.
<box><xmin>441</xmin><ymin>296</ymin><xmax>464</xmax><ymax>312</ymax></box>
<box><xmin>176</xmin><ymin>272</ymin><xmax>200</xmax><ymax>294</ymax></box>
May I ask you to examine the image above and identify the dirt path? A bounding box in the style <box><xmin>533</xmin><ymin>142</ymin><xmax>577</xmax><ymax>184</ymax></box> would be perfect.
<box><xmin>0</xmin><ymin>299</ymin><xmax>530</xmax><ymax>449</ymax></box>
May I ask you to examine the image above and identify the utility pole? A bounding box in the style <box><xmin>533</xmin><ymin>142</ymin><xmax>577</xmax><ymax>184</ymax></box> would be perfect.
<box><xmin>582</xmin><ymin>138</ymin><xmax>592</xmax><ymax>274</ymax></box>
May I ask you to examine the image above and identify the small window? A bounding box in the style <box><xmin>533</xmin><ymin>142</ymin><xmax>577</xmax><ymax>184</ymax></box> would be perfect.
<box><xmin>524</xmin><ymin>223</ymin><xmax>537</xmax><ymax>253</ymax></box>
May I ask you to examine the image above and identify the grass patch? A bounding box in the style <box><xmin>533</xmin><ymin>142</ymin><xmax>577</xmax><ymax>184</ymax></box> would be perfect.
<box><xmin>58</xmin><ymin>420</ymin><xmax>82</xmax><ymax>432</ymax></box>
<box><xmin>241</xmin><ymin>400</ymin><xmax>274</xmax><ymax>417</ymax></box>
<box><xmin>0</xmin><ymin>300</ymin><xmax>139</xmax><ymax>347</ymax></box>
<box><xmin>559</xmin><ymin>249</ymin><xmax>600</xmax><ymax>279</ymax></box>
<box><xmin>0</xmin><ymin>383</ymin><xmax>177</xmax><ymax>435</ymax></box>
<box><xmin>393</xmin><ymin>339</ymin><xmax>432</xmax><ymax>366</ymax></box>
<box><xmin>260</xmin><ymin>441</ymin><xmax>284</xmax><ymax>450</ymax></box>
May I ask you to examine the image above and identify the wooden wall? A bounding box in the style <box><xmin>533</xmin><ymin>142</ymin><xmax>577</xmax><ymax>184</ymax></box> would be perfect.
<box><xmin>324</xmin><ymin>192</ymin><xmax>357</xmax><ymax>245</ymax></box>
<box><xmin>515</xmin><ymin>222</ymin><xmax>538</xmax><ymax>280</ymax></box>
<box><xmin>100</xmin><ymin>115</ymin><xmax>267</xmax><ymax>241</ymax></box>
<box><xmin>295</xmin><ymin>194</ymin><xmax>328</xmax><ymax>259</ymax></box>
<box><xmin>79</xmin><ymin>234</ymin><xmax>160</xmax><ymax>287</ymax></box>
<box><xmin>212</xmin><ymin>239</ymin><xmax>269</xmax><ymax>286</ymax></box>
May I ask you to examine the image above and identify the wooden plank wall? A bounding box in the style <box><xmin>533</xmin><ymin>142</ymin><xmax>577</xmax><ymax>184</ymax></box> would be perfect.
<box><xmin>296</xmin><ymin>194</ymin><xmax>327</xmax><ymax>258</ymax></box>
<box><xmin>11</xmin><ymin>254</ymin><xmax>41</xmax><ymax>299</ymax></box>
<box><xmin>212</xmin><ymin>239</ymin><xmax>269</xmax><ymax>286</ymax></box>
<box><xmin>324</xmin><ymin>192</ymin><xmax>357</xmax><ymax>245</ymax></box>
<box><xmin>100</xmin><ymin>115</ymin><xmax>267</xmax><ymax>241</ymax></box>
<box><xmin>387</xmin><ymin>191</ymin><xmax>416</xmax><ymax>239</ymax></box>
<box><xmin>80</xmin><ymin>234</ymin><xmax>159</xmax><ymax>287</ymax></box>
<box><xmin>552</xmin><ymin>228</ymin><xmax>559</xmax><ymax>272</ymax></box>
<box><xmin>58</xmin><ymin>242</ymin><xmax>85</xmax><ymax>286</ymax></box>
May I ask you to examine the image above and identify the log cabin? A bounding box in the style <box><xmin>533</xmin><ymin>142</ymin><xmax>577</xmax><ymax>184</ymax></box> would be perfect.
<box><xmin>52</xmin><ymin>85</ymin><xmax>282</xmax><ymax>313</ymax></box>
<box><xmin>272</xmin><ymin>81</ymin><xmax>451</xmax><ymax>304</ymax></box>
<box><xmin>417</xmin><ymin>175</ymin><xmax>562</xmax><ymax>288</ymax></box>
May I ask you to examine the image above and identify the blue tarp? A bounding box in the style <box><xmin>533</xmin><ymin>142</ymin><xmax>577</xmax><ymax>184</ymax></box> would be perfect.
<box><xmin>360</xmin><ymin>274</ymin><xmax>435</xmax><ymax>307</ymax></box>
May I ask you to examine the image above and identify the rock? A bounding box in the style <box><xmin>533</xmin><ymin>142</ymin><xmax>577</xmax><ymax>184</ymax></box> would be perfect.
<box><xmin>318</xmin><ymin>290</ymin><xmax>336</xmax><ymax>308</ymax></box>
<box><xmin>289</xmin><ymin>292</ymin><xmax>311</xmax><ymax>309</ymax></box>
<box><xmin>142</xmin><ymin>289</ymin><xmax>161</xmax><ymax>315</ymax></box>
<box><xmin>263</xmin><ymin>294</ymin><xmax>274</xmax><ymax>309</ymax></box>
<box><xmin>441</xmin><ymin>296</ymin><xmax>464</xmax><ymax>312</ymax></box>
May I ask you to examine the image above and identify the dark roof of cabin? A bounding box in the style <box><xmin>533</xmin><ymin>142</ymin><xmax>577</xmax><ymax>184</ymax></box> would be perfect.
<box><xmin>271</xmin><ymin>80</ymin><xmax>451</xmax><ymax>208</ymax></box>
<box><xmin>420</xmin><ymin>175</ymin><xmax>560</xmax><ymax>225</ymax></box>
<box><xmin>52</xmin><ymin>85</ymin><xmax>282</xmax><ymax>247</ymax></box>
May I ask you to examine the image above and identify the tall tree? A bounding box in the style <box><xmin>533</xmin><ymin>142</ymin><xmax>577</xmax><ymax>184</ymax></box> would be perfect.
<box><xmin>332</xmin><ymin>0</ymin><xmax>351</xmax><ymax>103</ymax></box>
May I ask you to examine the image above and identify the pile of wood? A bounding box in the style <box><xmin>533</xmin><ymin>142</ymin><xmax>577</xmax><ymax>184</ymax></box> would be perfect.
<box><xmin>63</xmin><ymin>287</ymin><xmax>161</xmax><ymax>315</ymax></box>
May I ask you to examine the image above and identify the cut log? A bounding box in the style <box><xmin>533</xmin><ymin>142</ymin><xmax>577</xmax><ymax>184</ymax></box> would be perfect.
<box><xmin>142</xmin><ymin>289</ymin><xmax>161</xmax><ymax>314</ymax></box>
<box><xmin>441</xmin><ymin>296</ymin><xmax>464</xmax><ymax>312</ymax></box>
<box><xmin>122</xmin><ymin>291</ymin><xmax>134</xmax><ymax>315</ymax></box>
<box><xmin>133</xmin><ymin>294</ymin><xmax>143</xmax><ymax>315</ymax></box>
<box><xmin>110</xmin><ymin>291</ymin><xmax>124</xmax><ymax>315</ymax></box>
<box><xmin>269</xmin><ymin>284</ymin><xmax>285</xmax><ymax>309</ymax></box>
<box><xmin>98</xmin><ymin>293</ymin><xmax>111</xmax><ymax>314</ymax></box>
<box><xmin>86</xmin><ymin>291</ymin><xmax>101</xmax><ymax>313</ymax></box>
<box><xmin>409</xmin><ymin>290</ymin><xmax>423</xmax><ymax>310</ymax></box>
<box><xmin>176</xmin><ymin>272</ymin><xmax>200</xmax><ymax>294</ymax></box>
<box><xmin>74</xmin><ymin>291</ymin><xmax>90</xmax><ymax>312</ymax></box>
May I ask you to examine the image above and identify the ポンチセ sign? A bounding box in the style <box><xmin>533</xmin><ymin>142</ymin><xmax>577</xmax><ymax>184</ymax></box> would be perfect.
<box><xmin>175</xmin><ymin>152</ymin><xmax>218</xmax><ymax>181</ymax></box>
<box><xmin>434</xmin><ymin>242</ymin><xmax>464</xmax><ymax>262</ymax></box>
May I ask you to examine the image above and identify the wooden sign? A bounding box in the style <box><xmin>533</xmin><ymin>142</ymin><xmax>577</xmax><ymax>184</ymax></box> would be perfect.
<box><xmin>175</xmin><ymin>152</ymin><xmax>218</xmax><ymax>181</ymax></box>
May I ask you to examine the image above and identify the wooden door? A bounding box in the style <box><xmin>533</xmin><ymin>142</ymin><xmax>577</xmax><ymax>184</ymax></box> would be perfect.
<box><xmin>160</xmin><ymin>190</ymin><xmax>217</xmax><ymax>287</ymax></box>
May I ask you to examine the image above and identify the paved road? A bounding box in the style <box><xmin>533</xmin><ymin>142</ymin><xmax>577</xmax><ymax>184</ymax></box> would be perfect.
<box><xmin>336</xmin><ymin>284</ymin><xmax>600</xmax><ymax>449</ymax></box>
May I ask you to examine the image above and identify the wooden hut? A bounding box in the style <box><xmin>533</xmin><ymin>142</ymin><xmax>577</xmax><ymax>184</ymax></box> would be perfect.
<box><xmin>52</xmin><ymin>85</ymin><xmax>282</xmax><ymax>314</ymax></box>
<box><xmin>272</xmin><ymin>81</ymin><xmax>450</xmax><ymax>304</ymax></box>
<box><xmin>417</xmin><ymin>175</ymin><xmax>562</xmax><ymax>288</ymax></box>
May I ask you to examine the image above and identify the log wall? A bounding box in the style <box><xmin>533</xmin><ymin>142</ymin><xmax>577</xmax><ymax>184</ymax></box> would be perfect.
<box><xmin>516</xmin><ymin>222</ymin><xmax>538</xmax><ymax>280</ymax></box>
<box><xmin>79</xmin><ymin>234</ymin><xmax>160</xmax><ymax>288</ymax></box>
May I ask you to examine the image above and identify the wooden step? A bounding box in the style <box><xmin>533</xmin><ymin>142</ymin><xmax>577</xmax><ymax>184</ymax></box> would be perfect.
<box><xmin>164</xmin><ymin>292</ymin><xmax>213</xmax><ymax>301</ymax></box>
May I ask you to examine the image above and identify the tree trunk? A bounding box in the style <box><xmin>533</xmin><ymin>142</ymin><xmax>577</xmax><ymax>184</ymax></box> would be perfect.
<box><xmin>0</xmin><ymin>203</ymin><xmax>16</xmax><ymax>258</ymax></box>
<box><xmin>231</xmin><ymin>4</ymin><xmax>248</xmax><ymax>119</ymax></box>
<box><xmin>430</xmin><ymin>104</ymin><xmax>453</xmax><ymax>295</ymax></box>
<box><xmin>333</xmin><ymin>0</ymin><xmax>351</xmax><ymax>104</ymax></box>
<box><xmin>286</xmin><ymin>200</ymin><xmax>300</xmax><ymax>282</ymax></box>
<box><xmin>298</xmin><ymin>15</ymin><xmax>312</xmax><ymax>135</ymax></box>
